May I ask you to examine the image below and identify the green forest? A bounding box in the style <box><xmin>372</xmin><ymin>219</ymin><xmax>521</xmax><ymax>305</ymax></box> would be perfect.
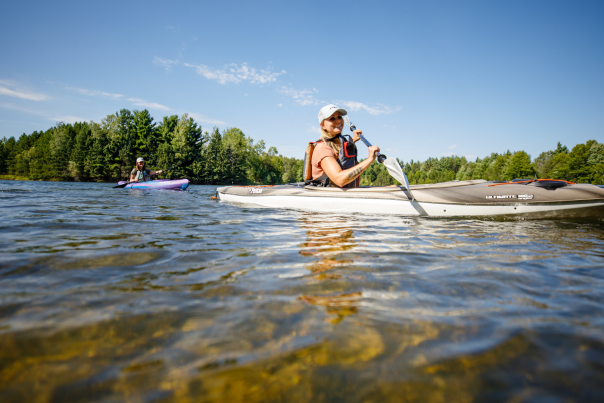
<box><xmin>0</xmin><ymin>108</ymin><xmax>603</xmax><ymax>186</ymax></box>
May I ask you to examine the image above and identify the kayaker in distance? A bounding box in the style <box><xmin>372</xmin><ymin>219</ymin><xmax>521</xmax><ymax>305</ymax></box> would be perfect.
<box><xmin>130</xmin><ymin>157</ymin><xmax>162</xmax><ymax>183</ymax></box>
<box><xmin>311</xmin><ymin>104</ymin><xmax>380</xmax><ymax>188</ymax></box>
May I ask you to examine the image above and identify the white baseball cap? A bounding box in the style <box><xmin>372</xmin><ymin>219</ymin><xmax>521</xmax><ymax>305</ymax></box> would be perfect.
<box><xmin>318</xmin><ymin>104</ymin><xmax>347</xmax><ymax>123</ymax></box>
<box><xmin>136</xmin><ymin>157</ymin><xmax>145</xmax><ymax>163</ymax></box>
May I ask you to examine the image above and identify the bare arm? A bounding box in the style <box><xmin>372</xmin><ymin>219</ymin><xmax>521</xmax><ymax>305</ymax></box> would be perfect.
<box><xmin>321</xmin><ymin>145</ymin><xmax>380</xmax><ymax>187</ymax></box>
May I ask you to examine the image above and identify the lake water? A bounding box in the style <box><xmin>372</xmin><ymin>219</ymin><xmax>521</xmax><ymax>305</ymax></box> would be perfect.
<box><xmin>1</xmin><ymin>180</ymin><xmax>604</xmax><ymax>402</ymax></box>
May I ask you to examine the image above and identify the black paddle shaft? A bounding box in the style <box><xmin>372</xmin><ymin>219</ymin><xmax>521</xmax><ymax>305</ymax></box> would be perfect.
<box><xmin>353</xmin><ymin>127</ymin><xmax>387</xmax><ymax>164</ymax></box>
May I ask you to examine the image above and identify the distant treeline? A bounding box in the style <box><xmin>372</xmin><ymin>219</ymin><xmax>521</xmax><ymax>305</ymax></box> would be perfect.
<box><xmin>361</xmin><ymin>140</ymin><xmax>604</xmax><ymax>187</ymax></box>
<box><xmin>0</xmin><ymin>109</ymin><xmax>302</xmax><ymax>185</ymax></box>
<box><xmin>0</xmin><ymin>108</ymin><xmax>603</xmax><ymax>186</ymax></box>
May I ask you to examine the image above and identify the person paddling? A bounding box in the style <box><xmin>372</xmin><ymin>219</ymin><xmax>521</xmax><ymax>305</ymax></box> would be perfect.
<box><xmin>130</xmin><ymin>158</ymin><xmax>162</xmax><ymax>183</ymax></box>
<box><xmin>310</xmin><ymin>104</ymin><xmax>380</xmax><ymax>188</ymax></box>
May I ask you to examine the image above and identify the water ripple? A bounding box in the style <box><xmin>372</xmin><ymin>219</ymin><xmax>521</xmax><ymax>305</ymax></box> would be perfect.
<box><xmin>1</xmin><ymin>180</ymin><xmax>604</xmax><ymax>402</ymax></box>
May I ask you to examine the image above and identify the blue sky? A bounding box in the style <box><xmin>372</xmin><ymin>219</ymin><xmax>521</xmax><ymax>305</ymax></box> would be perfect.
<box><xmin>1</xmin><ymin>0</ymin><xmax>603</xmax><ymax>163</ymax></box>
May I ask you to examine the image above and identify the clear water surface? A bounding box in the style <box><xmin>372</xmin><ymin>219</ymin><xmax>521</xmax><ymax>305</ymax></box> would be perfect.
<box><xmin>1</xmin><ymin>180</ymin><xmax>604</xmax><ymax>402</ymax></box>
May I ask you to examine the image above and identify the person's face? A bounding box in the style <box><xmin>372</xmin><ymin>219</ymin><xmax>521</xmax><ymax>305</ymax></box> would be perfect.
<box><xmin>137</xmin><ymin>161</ymin><xmax>145</xmax><ymax>168</ymax></box>
<box><xmin>320</xmin><ymin>112</ymin><xmax>344</xmax><ymax>136</ymax></box>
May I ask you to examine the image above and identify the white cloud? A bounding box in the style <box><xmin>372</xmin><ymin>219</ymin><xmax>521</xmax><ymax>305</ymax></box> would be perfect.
<box><xmin>279</xmin><ymin>86</ymin><xmax>322</xmax><ymax>106</ymax></box>
<box><xmin>127</xmin><ymin>98</ymin><xmax>172</xmax><ymax>111</ymax></box>
<box><xmin>153</xmin><ymin>56</ymin><xmax>178</xmax><ymax>71</ymax></box>
<box><xmin>278</xmin><ymin>91</ymin><xmax>400</xmax><ymax>115</ymax></box>
<box><xmin>277</xmin><ymin>103</ymin><xmax>283</xmax><ymax>107</ymax></box>
<box><xmin>336</xmin><ymin>100</ymin><xmax>400</xmax><ymax>115</ymax></box>
<box><xmin>1</xmin><ymin>102</ymin><xmax>88</xmax><ymax>124</ymax></box>
<box><xmin>185</xmin><ymin>62</ymin><xmax>285</xmax><ymax>84</ymax></box>
<box><xmin>67</xmin><ymin>87</ymin><xmax>122</xmax><ymax>99</ymax></box>
<box><xmin>308</xmin><ymin>125</ymin><xmax>322</xmax><ymax>135</ymax></box>
<box><xmin>50</xmin><ymin>116</ymin><xmax>89</xmax><ymax>124</ymax></box>
<box><xmin>187</xmin><ymin>112</ymin><xmax>225</xmax><ymax>125</ymax></box>
<box><xmin>0</xmin><ymin>83</ymin><xmax>49</xmax><ymax>101</ymax></box>
<box><xmin>0</xmin><ymin>102</ymin><xmax>47</xmax><ymax>116</ymax></box>
<box><xmin>449</xmin><ymin>144</ymin><xmax>458</xmax><ymax>150</ymax></box>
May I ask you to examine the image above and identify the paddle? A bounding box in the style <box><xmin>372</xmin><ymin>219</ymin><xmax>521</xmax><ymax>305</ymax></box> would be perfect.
<box><xmin>343</xmin><ymin>116</ymin><xmax>415</xmax><ymax>200</ymax></box>
<box><xmin>113</xmin><ymin>160</ymin><xmax>192</xmax><ymax>188</ymax></box>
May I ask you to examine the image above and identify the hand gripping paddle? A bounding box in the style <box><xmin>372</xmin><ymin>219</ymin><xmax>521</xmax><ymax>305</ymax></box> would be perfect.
<box><xmin>343</xmin><ymin>116</ymin><xmax>415</xmax><ymax>200</ymax></box>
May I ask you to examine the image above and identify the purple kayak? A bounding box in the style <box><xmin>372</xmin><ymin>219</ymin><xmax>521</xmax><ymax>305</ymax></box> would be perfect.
<box><xmin>117</xmin><ymin>179</ymin><xmax>190</xmax><ymax>190</ymax></box>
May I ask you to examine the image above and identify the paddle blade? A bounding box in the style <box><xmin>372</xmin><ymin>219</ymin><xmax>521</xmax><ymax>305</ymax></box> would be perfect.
<box><xmin>343</xmin><ymin>116</ymin><xmax>352</xmax><ymax>131</ymax></box>
<box><xmin>384</xmin><ymin>157</ymin><xmax>410</xmax><ymax>190</ymax></box>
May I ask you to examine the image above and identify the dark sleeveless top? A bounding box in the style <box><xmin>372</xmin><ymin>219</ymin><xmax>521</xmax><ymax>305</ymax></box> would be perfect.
<box><xmin>131</xmin><ymin>168</ymin><xmax>151</xmax><ymax>182</ymax></box>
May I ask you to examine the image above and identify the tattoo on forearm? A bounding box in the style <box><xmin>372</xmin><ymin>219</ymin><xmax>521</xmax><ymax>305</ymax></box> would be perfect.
<box><xmin>347</xmin><ymin>166</ymin><xmax>363</xmax><ymax>180</ymax></box>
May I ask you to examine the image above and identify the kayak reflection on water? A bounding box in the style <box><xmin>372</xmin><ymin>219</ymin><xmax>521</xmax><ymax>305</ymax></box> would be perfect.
<box><xmin>298</xmin><ymin>214</ymin><xmax>357</xmax><ymax>276</ymax></box>
<box><xmin>298</xmin><ymin>214</ymin><xmax>363</xmax><ymax>323</ymax></box>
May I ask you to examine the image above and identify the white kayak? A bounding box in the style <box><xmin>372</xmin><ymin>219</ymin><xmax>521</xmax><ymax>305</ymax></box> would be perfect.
<box><xmin>217</xmin><ymin>179</ymin><xmax>604</xmax><ymax>219</ymax></box>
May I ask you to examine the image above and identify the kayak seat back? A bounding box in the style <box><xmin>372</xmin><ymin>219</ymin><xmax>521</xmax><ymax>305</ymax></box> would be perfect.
<box><xmin>530</xmin><ymin>180</ymin><xmax>568</xmax><ymax>190</ymax></box>
<box><xmin>303</xmin><ymin>141</ymin><xmax>321</xmax><ymax>181</ymax></box>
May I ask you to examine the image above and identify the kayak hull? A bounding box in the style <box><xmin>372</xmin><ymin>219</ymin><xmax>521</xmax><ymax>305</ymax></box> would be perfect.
<box><xmin>217</xmin><ymin>180</ymin><xmax>604</xmax><ymax>219</ymax></box>
<box><xmin>119</xmin><ymin>179</ymin><xmax>190</xmax><ymax>190</ymax></box>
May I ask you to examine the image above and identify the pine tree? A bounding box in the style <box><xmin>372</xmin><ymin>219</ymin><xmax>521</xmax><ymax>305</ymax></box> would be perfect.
<box><xmin>587</xmin><ymin>142</ymin><xmax>604</xmax><ymax>166</ymax></box>
<box><xmin>553</xmin><ymin>142</ymin><xmax>569</xmax><ymax>155</ymax></box>
<box><xmin>85</xmin><ymin>123</ymin><xmax>108</xmax><ymax>182</ymax></box>
<box><xmin>150</xmin><ymin>115</ymin><xmax>177</xmax><ymax>179</ymax></box>
<box><xmin>171</xmin><ymin>114</ymin><xmax>203</xmax><ymax>179</ymax></box>
<box><xmin>203</xmin><ymin>127</ymin><xmax>223</xmax><ymax>184</ymax></box>
<box><xmin>282</xmin><ymin>157</ymin><xmax>303</xmax><ymax>184</ymax></box>
<box><xmin>0</xmin><ymin>138</ymin><xmax>6</xmax><ymax>174</ymax></box>
<box><xmin>29</xmin><ymin>130</ymin><xmax>53</xmax><ymax>180</ymax></box>
<box><xmin>231</xmin><ymin>144</ymin><xmax>248</xmax><ymax>184</ymax></box>
<box><xmin>505</xmin><ymin>151</ymin><xmax>535</xmax><ymax>180</ymax></box>
<box><xmin>102</xmin><ymin>109</ymin><xmax>135</xmax><ymax>180</ymax></box>
<box><xmin>70</xmin><ymin>122</ymin><xmax>92</xmax><ymax>181</ymax></box>
<box><xmin>50</xmin><ymin>123</ymin><xmax>76</xmax><ymax>180</ymax></box>
<box><xmin>568</xmin><ymin>142</ymin><xmax>595</xmax><ymax>183</ymax></box>
<box><xmin>1</xmin><ymin>137</ymin><xmax>16</xmax><ymax>175</ymax></box>
<box><xmin>221</xmin><ymin>144</ymin><xmax>233</xmax><ymax>184</ymax></box>
<box><xmin>132</xmin><ymin>109</ymin><xmax>157</xmax><ymax>164</ymax></box>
